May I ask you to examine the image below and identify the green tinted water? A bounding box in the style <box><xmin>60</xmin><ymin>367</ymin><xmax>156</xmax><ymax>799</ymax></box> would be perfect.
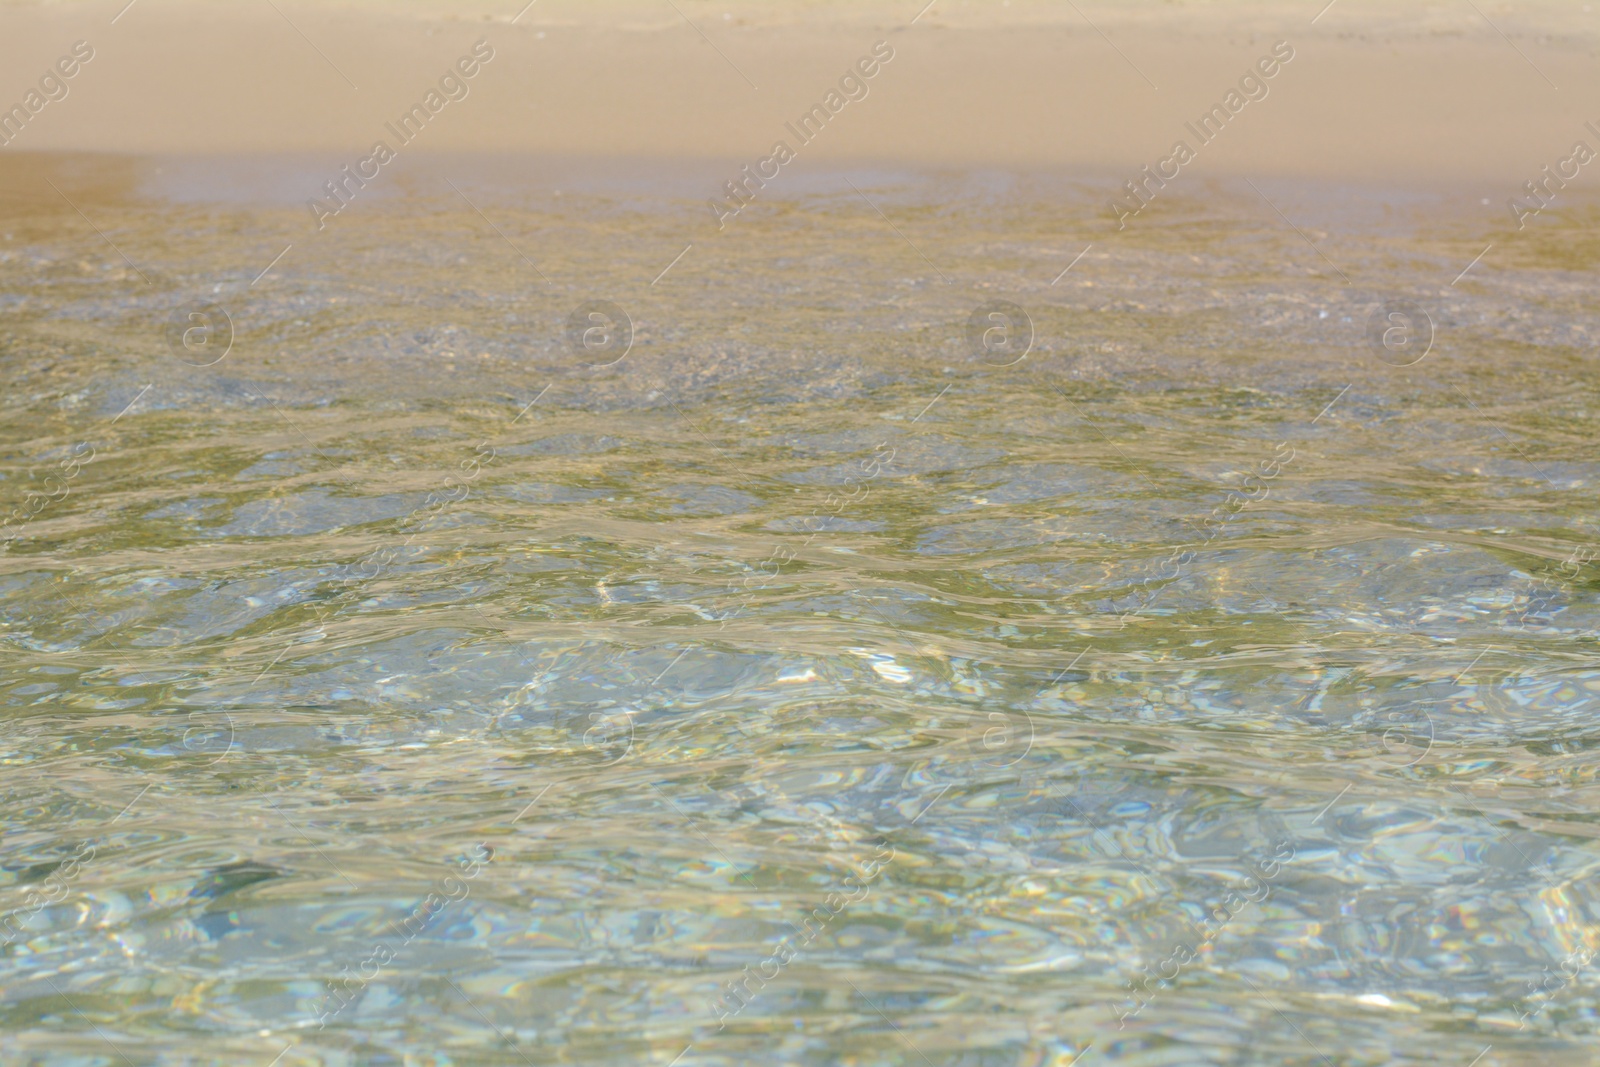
<box><xmin>2</xmin><ymin>161</ymin><xmax>1598</xmax><ymax>1065</ymax></box>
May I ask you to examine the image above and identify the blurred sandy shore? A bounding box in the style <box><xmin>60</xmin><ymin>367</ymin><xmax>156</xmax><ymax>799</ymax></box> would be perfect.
<box><xmin>0</xmin><ymin>0</ymin><xmax>1597</xmax><ymax>189</ymax></box>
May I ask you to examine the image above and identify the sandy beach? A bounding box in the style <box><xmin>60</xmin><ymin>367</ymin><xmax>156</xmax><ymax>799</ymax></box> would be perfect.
<box><xmin>0</xmin><ymin>0</ymin><xmax>1596</xmax><ymax>189</ymax></box>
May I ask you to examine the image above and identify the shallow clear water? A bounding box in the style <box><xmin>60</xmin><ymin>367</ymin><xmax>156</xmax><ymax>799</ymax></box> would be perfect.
<box><xmin>3</xmin><ymin>159</ymin><xmax>1599</xmax><ymax>1065</ymax></box>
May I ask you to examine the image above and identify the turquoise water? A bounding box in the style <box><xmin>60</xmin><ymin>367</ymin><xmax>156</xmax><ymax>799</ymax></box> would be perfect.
<box><xmin>2</xmin><ymin>160</ymin><xmax>1598</xmax><ymax>1065</ymax></box>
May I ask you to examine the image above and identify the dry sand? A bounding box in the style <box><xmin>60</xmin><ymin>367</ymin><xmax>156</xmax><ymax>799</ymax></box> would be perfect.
<box><xmin>0</xmin><ymin>0</ymin><xmax>1596</xmax><ymax>194</ymax></box>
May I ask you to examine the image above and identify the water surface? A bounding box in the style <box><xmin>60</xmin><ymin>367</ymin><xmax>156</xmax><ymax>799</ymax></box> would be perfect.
<box><xmin>2</xmin><ymin>157</ymin><xmax>1598</xmax><ymax>1066</ymax></box>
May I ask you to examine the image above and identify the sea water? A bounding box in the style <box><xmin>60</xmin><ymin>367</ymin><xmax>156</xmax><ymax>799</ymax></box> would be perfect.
<box><xmin>1</xmin><ymin>156</ymin><xmax>1597</xmax><ymax>1065</ymax></box>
